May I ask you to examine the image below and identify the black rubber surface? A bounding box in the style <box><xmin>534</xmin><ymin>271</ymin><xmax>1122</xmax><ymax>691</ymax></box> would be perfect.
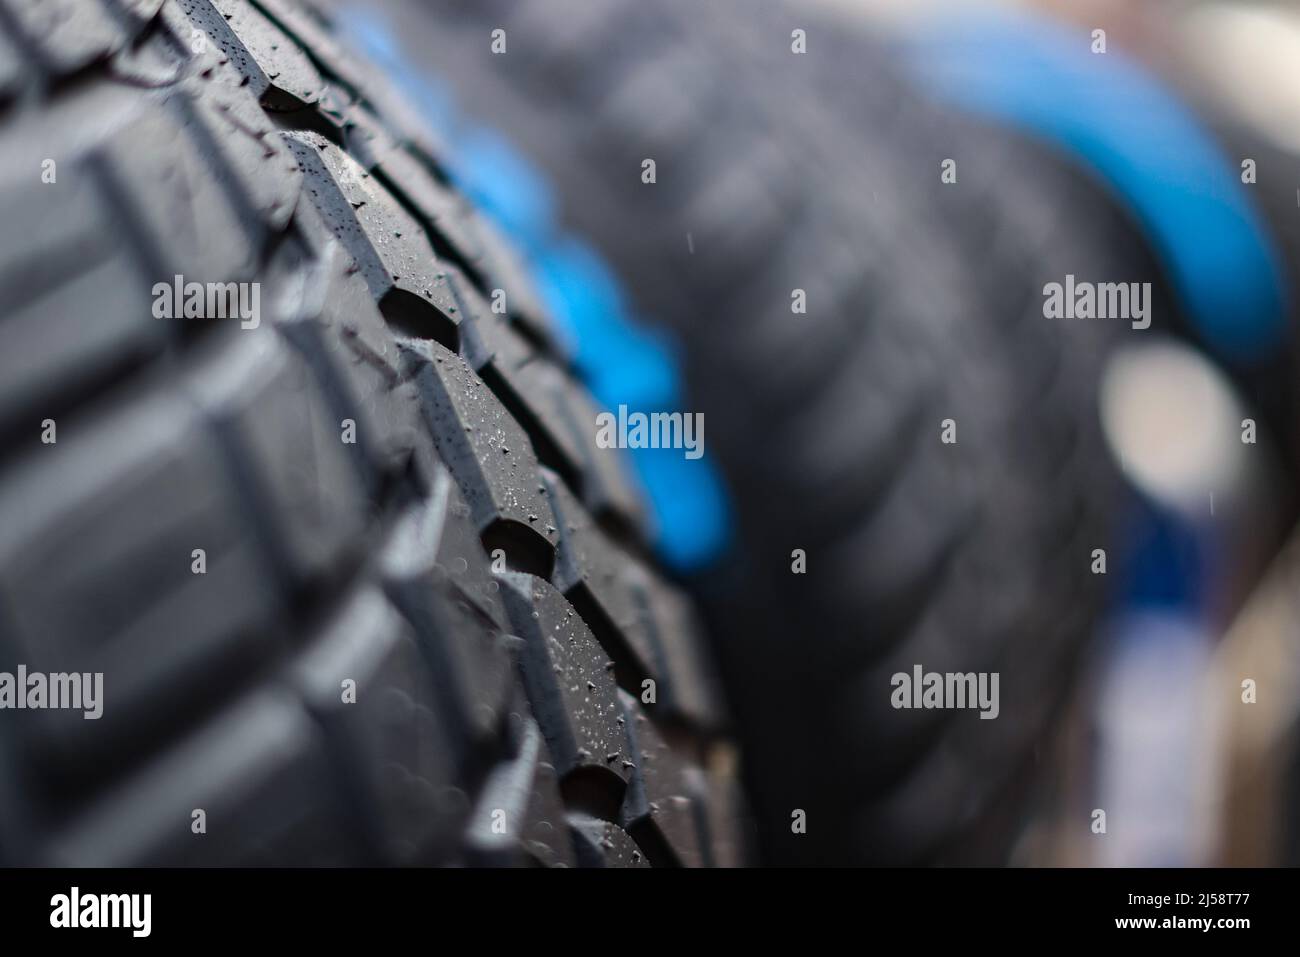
<box><xmin>0</xmin><ymin>0</ymin><xmax>742</xmax><ymax>866</ymax></box>
<box><xmin>390</xmin><ymin>0</ymin><xmax>1150</xmax><ymax>864</ymax></box>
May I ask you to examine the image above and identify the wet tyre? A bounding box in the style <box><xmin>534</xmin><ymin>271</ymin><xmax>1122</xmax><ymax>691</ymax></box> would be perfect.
<box><xmin>0</xmin><ymin>0</ymin><xmax>742</xmax><ymax>867</ymax></box>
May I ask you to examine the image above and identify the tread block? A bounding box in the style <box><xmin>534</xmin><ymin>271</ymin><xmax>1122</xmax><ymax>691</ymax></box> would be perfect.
<box><xmin>459</xmin><ymin>293</ymin><xmax>595</xmax><ymax>491</ymax></box>
<box><xmin>461</xmin><ymin>305</ymin><xmax>648</xmax><ymax>534</ymax></box>
<box><xmin>0</xmin><ymin>386</ymin><xmax>283</xmax><ymax>784</ymax></box>
<box><xmin>274</xmin><ymin>238</ymin><xmax>436</xmax><ymax>498</ymax></box>
<box><xmin>542</xmin><ymin>469</ymin><xmax>660</xmax><ymax>685</ymax></box>
<box><xmin>282</xmin><ymin>130</ymin><xmax>461</xmax><ymax>347</ymax></box>
<box><xmin>179</xmin><ymin>0</ymin><xmax>326</xmax><ymax>111</ymax></box>
<box><xmin>249</xmin><ymin>0</ymin><xmax>372</xmax><ymax>100</ymax></box>
<box><xmin>91</xmin><ymin>96</ymin><xmax>259</xmax><ymax>282</ymax></box>
<box><xmin>568</xmin><ymin>813</ymin><xmax>648</xmax><ymax>868</ymax></box>
<box><xmin>340</xmin><ymin>99</ymin><xmax>400</xmax><ymax>170</ymax></box>
<box><xmin>0</xmin><ymin>163</ymin><xmax>113</xmax><ymax>284</ymax></box>
<box><xmin>627</xmin><ymin>566</ymin><xmax>728</xmax><ymax>730</ymax></box>
<box><xmin>108</xmin><ymin>10</ymin><xmax>188</xmax><ymax>89</ymax></box>
<box><xmin>551</xmin><ymin>375</ymin><xmax>647</xmax><ymax>532</ymax></box>
<box><xmin>0</xmin><ymin>0</ymin><xmax>125</xmax><ymax>78</ymax></box>
<box><xmin>379</xmin><ymin>470</ymin><xmax>517</xmax><ymax>762</ymax></box>
<box><xmin>347</xmin><ymin>107</ymin><xmax>488</xmax><ymax>278</ymax></box>
<box><xmin>379</xmin><ymin>147</ymin><xmax>488</xmax><ymax>273</ymax></box>
<box><xmin>44</xmin><ymin>689</ymin><xmax>359</xmax><ymax>865</ymax></box>
<box><xmin>497</xmin><ymin>573</ymin><xmax>631</xmax><ymax>794</ymax></box>
<box><xmin>277</xmin><ymin>313</ymin><xmax>400</xmax><ymax>499</ymax></box>
<box><xmin>385</xmin><ymin>572</ymin><xmax>515</xmax><ymax>770</ymax></box>
<box><xmin>184</xmin><ymin>330</ymin><xmax>371</xmax><ymax>589</ymax></box>
<box><xmin>379</xmin><ymin>465</ymin><xmax>510</xmax><ymax>633</ymax></box>
<box><xmin>464</xmin><ymin>706</ymin><xmax>575</xmax><ymax>867</ymax></box>
<box><xmin>468</xmin><ymin>210</ymin><xmax>556</xmax><ymax>346</ymax></box>
<box><xmin>348</xmin><ymin>65</ymin><xmax>455</xmax><ymax>174</ymax></box>
<box><xmin>516</xmin><ymin>738</ymin><xmax>577</xmax><ymax>868</ymax></box>
<box><xmin>0</xmin><ymin>173</ymin><xmax>165</xmax><ymax>436</ymax></box>
<box><xmin>289</xmin><ymin>588</ymin><xmax>465</xmax><ymax>863</ymax></box>
<box><xmin>401</xmin><ymin>338</ymin><xmax>558</xmax><ymax>575</ymax></box>
<box><xmin>618</xmin><ymin>690</ymin><xmax>706</xmax><ymax>867</ymax></box>
<box><xmin>181</xmin><ymin>79</ymin><xmax>303</xmax><ymax>234</ymax></box>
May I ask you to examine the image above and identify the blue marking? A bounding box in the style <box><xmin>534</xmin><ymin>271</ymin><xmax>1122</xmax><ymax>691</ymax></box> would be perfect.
<box><xmin>899</xmin><ymin>10</ymin><xmax>1289</xmax><ymax>364</ymax></box>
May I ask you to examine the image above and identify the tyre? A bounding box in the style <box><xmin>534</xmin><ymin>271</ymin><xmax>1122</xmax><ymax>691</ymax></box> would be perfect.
<box><xmin>388</xmin><ymin>0</ymin><xmax>1132</xmax><ymax>863</ymax></box>
<box><xmin>0</xmin><ymin>0</ymin><xmax>743</xmax><ymax>867</ymax></box>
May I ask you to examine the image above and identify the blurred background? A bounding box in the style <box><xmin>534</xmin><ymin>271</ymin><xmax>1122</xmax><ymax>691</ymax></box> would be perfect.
<box><xmin>336</xmin><ymin>0</ymin><xmax>1300</xmax><ymax>865</ymax></box>
<box><xmin>843</xmin><ymin>0</ymin><xmax>1300</xmax><ymax>869</ymax></box>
